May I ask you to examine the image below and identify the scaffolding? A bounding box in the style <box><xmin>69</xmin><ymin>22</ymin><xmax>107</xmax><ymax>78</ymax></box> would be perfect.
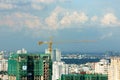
<box><xmin>8</xmin><ymin>53</ymin><xmax>52</xmax><ymax>80</ymax></box>
<box><xmin>61</xmin><ymin>74</ymin><xmax>108</xmax><ymax>80</ymax></box>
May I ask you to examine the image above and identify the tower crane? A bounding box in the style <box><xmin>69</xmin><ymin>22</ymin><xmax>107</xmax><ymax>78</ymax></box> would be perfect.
<box><xmin>38</xmin><ymin>39</ymin><xmax>53</xmax><ymax>54</ymax></box>
<box><xmin>38</xmin><ymin>39</ymin><xmax>96</xmax><ymax>55</ymax></box>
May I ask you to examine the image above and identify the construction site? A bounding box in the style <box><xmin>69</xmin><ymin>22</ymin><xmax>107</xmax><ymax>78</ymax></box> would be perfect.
<box><xmin>0</xmin><ymin>39</ymin><xmax>109</xmax><ymax>80</ymax></box>
<box><xmin>8</xmin><ymin>53</ymin><xmax>52</xmax><ymax>80</ymax></box>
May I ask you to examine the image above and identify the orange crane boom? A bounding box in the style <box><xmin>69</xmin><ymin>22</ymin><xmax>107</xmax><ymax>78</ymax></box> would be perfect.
<box><xmin>38</xmin><ymin>39</ymin><xmax>96</xmax><ymax>54</ymax></box>
<box><xmin>38</xmin><ymin>40</ymin><xmax>53</xmax><ymax>54</ymax></box>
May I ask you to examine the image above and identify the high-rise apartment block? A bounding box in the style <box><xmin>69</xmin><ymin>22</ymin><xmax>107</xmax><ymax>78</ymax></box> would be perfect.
<box><xmin>8</xmin><ymin>53</ymin><xmax>52</xmax><ymax>80</ymax></box>
<box><xmin>45</xmin><ymin>48</ymin><xmax>61</xmax><ymax>62</ymax></box>
<box><xmin>108</xmin><ymin>57</ymin><xmax>120</xmax><ymax>80</ymax></box>
<box><xmin>95</xmin><ymin>59</ymin><xmax>109</xmax><ymax>74</ymax></box>
<box><xmin>52</xmin><ymin>61</ymin><xmax>68</xmax><ymax>80</ymax></box>
<box><xmin>0</xmin><ymin>51</ymin><xmax>8</xmax><ymax>80</ymax></box>
<box><xmin>52</xmin><ymin>49</ymin><xmax>61</xmax><ymax>61</ymax></box>
<box><xmin>0</xmin><ymin>51</ymin><xmax>8</xmax><ymax>72</ymax></box>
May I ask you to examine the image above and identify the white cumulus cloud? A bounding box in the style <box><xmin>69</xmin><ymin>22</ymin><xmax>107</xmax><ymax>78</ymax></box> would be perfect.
<box><xmin>31</xmin><ymin>4</ymin><xmax>43</xmax><ymax>10</ymax></box>
<box><xmin>0</xmin><ymin>12</ymin><xmax>43</xmax><ymax>31</ymax></box>
<box><xmin>91</xmin><ymin>16</ymin><xmax>98</xmax><ymax>22</ymax></box>
<box><xmin>60</xmin><ymin>11</ymin><xmax>88</xmax><ymax>26</ymax></box>
<box><xmin>0</xmin><ymin>3</ymin><xmax>15</xmax><ymax>9</ymax></box>
<box><xmin>32</xmin><ymin>0</ymin><xmax>55</xmax><ymax>4</ymax></box>
<box><xmin>101</xmin><ymin>13</ymin><xmax>120</xmax><ymax>26</ymax></box>
<box><xmin>45</xmin><ymin>6</ymin><xmax>64</xmax><ymax>30</ymax></box>
<box><xmin>45</xmin><ymin>6</ymin><xmax>88</xmax><ymax>30</ymax></box>
<box><xmin>31</xmin><ymin>0</ymin><xmax>70</xmax><ymax>3</ymax></box>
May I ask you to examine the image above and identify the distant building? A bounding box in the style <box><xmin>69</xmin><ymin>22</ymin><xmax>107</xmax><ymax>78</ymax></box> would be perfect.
<box><xmin>61</xmin><ymin>74</ymin><xmax>108</xmax><ymax>80</ymax></box>
<box><xmin>108</xmin><ymin>57</ymin><xmax>120</xmax><ymax>80</ymax></box>
<box><xmin>45</xmin><ymin>48</ymin><xmax>50</xmax><ymax>54</ymax></box>
<box><xmin>68</xmin><ymin>63</ymin><xmax>95</xmax><ymax>74</ymax></box>
<box><xmin>0</xmin><ymin>59</ymin><xmax>8</xmax><ymax>72</ymax></box>
<box><xmin>16</xmin><ymin>48</ymin><xmax>27</xmax><ymax>54</ymax></box>
<box><xmin>52</xmin><ymin>49</ymin><xmax>61</xmax><ymax>61</ymax></box>
<box><xmin>8</xmin><ymin>53</ymin><xmax>52</xmax><ymax>80</ymax></box>
<box><xmin>0</xmin><ymin>75</ymin><xmax>8</xmax><ymax>80</ymax></box>
<box><xmin>0</xmin><ymin>51</ymin><xmax>4</xmax><ymax>60</ymax></box>
<box><xmin>52</xmin><ymin>61</ymin><xmax>68</xmax><ymax>80</ymax></box>
<box><xmin>46</xmin><ymin>48</ymin><xmax>67</xmax><ymax>80</ymax></box>
<box><xmin>45</xmin><ymin>48</ymin><xmax>61</xmax><ymax>62</ymax></box>
<box><xmin>95</xmin><ymin>59</ymin><xmax>109</xmax><ymax>74</ymax></box>
<box><xmin>0</xmin><ymin>51</ymin><xmax>8</xmax><ymax>71</ymax></box>
<box><xmin>0</xmin><ymin>51</ymin><xmax>8</xmax><ymax>80</ymax></box>
<box><xmin>68</xmin><ymin>64</ymin><xmax>79</xmax><ymax>74</ymax></box>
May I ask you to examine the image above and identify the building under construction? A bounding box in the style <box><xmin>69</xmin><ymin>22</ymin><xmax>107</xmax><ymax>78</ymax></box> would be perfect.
<box><xmin>61</xmin><ymin>74</ymin><xmax>108</xmax><ymax>80</ymax></box>
<box><xmin>8</xmin><ymin>53</ymin><xmax>52</xmax><ymax>80</ymax></box>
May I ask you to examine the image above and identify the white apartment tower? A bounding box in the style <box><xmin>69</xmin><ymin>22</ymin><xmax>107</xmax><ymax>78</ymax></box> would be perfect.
<box><xmin>108</xmin><ymin>57</ymin><xmax>120</xmax><ymax>80</ymax></box>
<box><xmin>95</xmin><ymin>59</ymin><xmax>109</xmax><ymax>74</ymax></box>
<box><xmin>0</xmin><ymin>51</ymin><xmax>8</xmax><ymax>72</ymax></box>
<box><xmin>52</xmin><ymin>49</ymin><xmax>61</xmax><ymax>61</ymax></box>
<box><xmin>17</xmin><ymin>48</ymin><xmax>27</xmax><ymax>54</ymax></box>
<box><xmin>45</xmin><ymin>48</ymin><xmax>68</xmax><ymax>80</ymax></box>
<box><xmin>0</xmin><ymin>59</ymin><xmax>8</xmax><ymax>72</ymax></box>
<box><xmin>45</xmin><ymin>48</ymin><xmax>61</xmax><ymax>61</ymax></box>
<box><xmin>52</xmin><ymin>61</ymin><xmax>68</xmax><ymax>80</ymax></box>
<box><xmin>0</xmin><ymin>51</ymin><xmax>4</xmax><ymax>60</ymax></box>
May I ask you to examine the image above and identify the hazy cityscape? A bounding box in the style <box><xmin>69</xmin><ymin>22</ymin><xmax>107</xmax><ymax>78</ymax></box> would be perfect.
<box><xmin>0</xmin><ymin>0</ymin><xmax>120</xmax><ymax>80</ymax></box>
<box><xmin>0</xmin><ymin>48</ymin><xmax>120</xmax><ymax>80</ymax></box>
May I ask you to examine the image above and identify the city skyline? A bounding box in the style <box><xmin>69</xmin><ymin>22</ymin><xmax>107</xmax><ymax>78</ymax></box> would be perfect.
<box><xmin>0</xmin><ymin>0</ymin><xmax>120</xmax><ymax>52</ymax></box>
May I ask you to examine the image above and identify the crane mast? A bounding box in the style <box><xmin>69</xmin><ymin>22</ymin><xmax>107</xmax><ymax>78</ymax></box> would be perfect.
<box><xmin>38</xmin><ymin>40</ymin><xmax>53</xmax><ymax>54</ymax></box>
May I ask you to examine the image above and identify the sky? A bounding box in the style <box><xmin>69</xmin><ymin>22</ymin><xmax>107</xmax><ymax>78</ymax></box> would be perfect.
<box><xmin>0</xmin><ymin>0</ymin><xmax>120</xmax><ymax>53</ymax></box>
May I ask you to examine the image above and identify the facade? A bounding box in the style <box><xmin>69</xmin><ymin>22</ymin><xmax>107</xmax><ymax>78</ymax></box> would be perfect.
<box><xmin>68</xmin><ymin>64</ymin><xmax>79</xmax><ymax>74</ymax></box>
<box><xmin>45</xmin><ymin>48</ymin><xmax>61</xmax><ymax>62</ymax></box>
<box><xmin>95</xmin><ymin>59</ymin><xmax>109</xmax><ymax>74</ymax></box>
<box><xmin>61</xmin><ymin>74</ymin><xmax>108</xmax><ymax>80</ymax></box>
<box><xmin>0</xmin><ymin>59</ymin><xmax>8</xmax><ymax>72</ymax></box>
<box><xmin>0</xmin><ymin>51</ymin><xmax>8</xmax><ymax>80</ymax></box>
<box><xmin>52</xmin><ymin>49</ymin><xmax>61</xmax><ymax>62</ymax></box>
<box><xmin>108</xmin><ymin>57</ymin><xmax>120</xmax><ymax>80</ymax></box>
<box><xmin>0</xmin><ymin>52</ymin><xmax>8</xmax><ymax>72</ymax></box>
<box><xmin>0</xmin><ymin>51</ymin><xmax>4</xmax><ymax>60</ymax></box>
<box><xmin>8</xmin><ymin>53</ymin><xmax>52</xmax><ymax>80</ymax></box>
<box><xmin>68</xmin><ymin>63</ymin><xmax>95</xmax><ymax>74</ymax></box>
<box><xmin>16</xmin><ymin>48</ymin><xmax>27</xmax><ymax>54</ymax></box>
<box><xmin>52</xmin><ymin>61</ymin><xmax>68</xmax><ymax>80</ymax></box>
